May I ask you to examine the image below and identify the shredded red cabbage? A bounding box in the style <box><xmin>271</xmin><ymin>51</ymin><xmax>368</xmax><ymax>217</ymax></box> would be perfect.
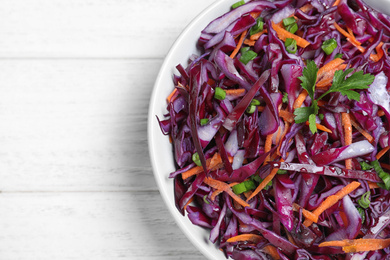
<box><xmin>158</xmin><ymin>0</ymin><xmax>390</xmax><ymax>258</ymax></box>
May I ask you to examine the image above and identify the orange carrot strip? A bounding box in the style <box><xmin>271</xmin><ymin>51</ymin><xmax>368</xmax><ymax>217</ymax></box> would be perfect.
<box><xmin>334</xmin><ymin>23</ymin><xmax>362</xmax><ymax>47</ymax></box>
<box><xmin>275</xmin><ymin>127</ymin><xmax>283</xmax><ymax>146</ymax></box>
<box><xmin>271</xmin><ymin>22</ymin><xmax>310</xmax><ymax>48</ymax></box>
<box><xmin>263</xmin><ymin>245</ymin><xmax>281</xmax><ymax>260</ymax></box>
<box><xmin>244</xmin><ymin>39</ymin><xmax>256</xmax><ymax>46</ymax></box>
<box><xmin>279</xmin><ymin>109</ymin><xmax>294</xmax><ymax>123</ymax></box>
<box><xmin>319</xmin><ymin>238</ymin><xmax>390</xmax><ymax>253</ymax></box>
<box><xmin>250</xmin><ymin>29</ymin><xmax>267</xmax><ymax>41</ymax></box>
<box><xmin>368</xmin><ymin>181</ymin><xmax>380</xmax><ymax>189</ymax></box>
<box><xmin>204</xmin><ymin>177</ymin><xmax>250</xmax><ymax>208</ymax></box>
<box><xmin>183</xmin><ymin>197</ymin><xmax>194</xmax><ymax>211</ymax></box>
<box><xmin>378</xmin><ymin>109</ymin><xmax>385</xmax><ymax>117</ymax></box>
<box><xmin>305</xmin><ymin>121</ymin><xmax>333</xmax><ymax>133</ymax></box>
<box><xmin>182</xmin><ymin>153</ymin><xmax>221</xmax><ymax>180</ymax></box>
<box><xmin>341</xmin><ymin>112</ymin><xmax>353</xmax><ymax>169</ymax></box>
<box><xmin>316</xmin><ymin>64</ymin><xmax>347</xmax><ymax>89</ymax></box>
<box><xmin>370</xmin><ymin>42</ymin><xmax>385</xmax><ymax>62</ymax></box>
<box><xmin>246</xmin><ymin>167</ymin><xmax>279</xmax><ymax>202</ymax></box>
<box><xmin>226</xmin><ymin>234</ymin><xmax>264</xmax><ymax>244</ymax></box>
<box><xmin>293</xmin><ymin>89</ymin><xmax>308</xmax><ymax>109</ymax></box>
<box><xmin>225</xmin><ymin>89</ymin><xmax>246</xmax><ymax>96</ymax></box>
<box><xmin>264</xmin><ymin>134</ymin><xmax>273</xmax><ymax>163</ymax></box>
<box><xmin>303</xmin><ymin>181</ymin><xmax>361</xmax><ymax>226</ymax></box>
<box><xmin>317</xmin><ymin>58</ymin><xmax>345</xmax><ymax>81</ymax></box>
<box><xmin>376</xmin><ymin>146</ymin><xmax>390</xmax><ymax>160</ymax></box>
<box><xmin>350</xmin><ymin>117</ymin><xmax>374</xmax><ymax>143</ymax></box>
<box><xmin>332</xmin><ymin>0</ymin><xmax>341</xmax><ymax>6</ymax></box>
<box><xmin>250</xmin><ymin>12</ymin><xmax>261</xmax><ymax>19</ymax></box>
<box><xmin>292</xmin><ymin>203</ymin><xmax>319</xmax><ymax>223</ymax></box>
<box><xmin>210</xmin><ymin>182</ymin><xmax>238</xmax><ymax>201</ymax></box>
<box><xmin>300</xmin><ymin>3</ymin><xmax>314</xmax><ymax>12</ymax></box>
<box><xmin>166</xmin><ymin>88</ymin><xmax>177</xmax><ymax>103</ymax></box>
<box><xmin>230</xmin><ymin>29</ymin><xmax>248</xmax><ymax>59</ymax></box>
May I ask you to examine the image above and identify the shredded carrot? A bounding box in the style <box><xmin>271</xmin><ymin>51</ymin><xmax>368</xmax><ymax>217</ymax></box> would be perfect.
<box><xmin>166</xmin><ymin>88</ymin><xmax>177</xmax><ymax>103</ymax></box>
<box><xmin>204</xmin><ymin>177</ymin><xmax>250</xmax><ymax>208</ymax></box>
<box><xmin>368</xmin><ymin>181</ymin><xmax>380</xmax><ymax>189</ymax></box>
<box><xmin>211</xmin><ymin>182</ymin><xmax>238</xmax><ymax>201</ymax></box>
<box><xmin>300</xmin><ymin>3</ymin><xmax>313</xmax><ymax>12</ymax></box>
<box><xmin>303</xmin><ymin>181</ymin><xmax>361</xmax><ymax>227</ymax></box>
<box><xmin>250</xmin><ymin>12</ymin><xmax>261</xmax><ymax>19</ymax></box>
<box><xmin>317</xmin><ymin>58</ymin><xmax>345</xmax><ymax>82</ymax></box>
<box><xmin>279</xmin><ymin>109</ymin><xmax>294</xmax><ymax>123</ymax></box>
<box><xmin>350</xmin><ymin>117</ymin><xmax>374</xmax><ymax>143</ymax></box>
<box><xmin>370</xmin><ymin>42</ymin><xmax>385</xmax><ymax>62</ymax></box>
<box><xmin>230</xmin><ymin>29</ymin><xmax>248</xmax><ymax>59</ymax></box>
<box><xmin>341</xmin><ymin>112</ymin><xmax>353</xmax><ymax>170</ymax></box>
<box><xmin>250</xmin><ymin>29</ymin><xmax>267</xmax><ymax>41</ymax></box>
<box><xmin>182</xmin><ymin>153</ymin><xmax>223</xmax><ymax>180</ymax></box>
<box><xmin>316</xmin><ymin>64</ymin><xmax>347</xmax><ymax>89</ymax></box>
<box><xmin>226</xmin><ymin>234</ymin><xmax>264</xmax><ymax>244</ymax></box>
<box><xmin>183</xmin><ymin>197</ymin><xmax>194</xmax><ymax>211</ymax></box>
<box><xmin>244</xmin><ymin>39</ymin><xmax>256</xmax><ymax>46</ymax></box>
<box><xmin>271</xmin><ymin>22</ymin><xmax>310</xmax><ymax>48</ymax></box>
<box><xmin>305</xmin><ymin>121</ymin><xmax>333</xmax><ymax>133</ymax></box>
<box><xmin>246</xmin><ymin>167</ymin><xmax>280</xmax><ymax>202</ymax></box>
<box><xmin>319</xmin><ymin>238</ymin><xmax>390</xmax><ymax>253</ymax></box>
<box><xmin>317</xmin><ymin>100</ymin><xmax>327</xmax><ymax>107</ymax></box>
<box><xmin>333</xmin><ymin>23</ymin><xmax>365</xmax><ymax>52</ymax></box>
<box><xmin>332</xmin><ymin>0</ymin><xmax>341</xmax><ymax>6</ymax></box>
<box><xmin>292</xmin><ymin>203</ymin><xmax>319</xmax><ymax>223</ymax></box>
<box><xmin>293</xmin><ymin>89</ymin><xmax>308</xmax><ymax>109</ymax></box>
<box><xmin>274</xmin><ymin>127</ymin><xmax>283</xmax><ymax>147</ymax></box>
<box><xmin>264</xmin><ymin>134</ymin><xmax>274</xmax><ymax>163</ymax></box>
<box><xmin>225</xmin><ymin>89</ymin><xmax>246</xmax><ymax>96</ymax></box>
<box><xmin>378</xmin><ymin>109</ymin><xmax>386</xmax><ymax>117</ymax></box>
<box><xmin>263</xmin><ymin>245</ymin><xmax>281</xmax><ymax>260</ymax></box>
<box><xmin>376</xmin><ymin>146</ymin><xmax>390</xmax><ymax>160</ymax></box>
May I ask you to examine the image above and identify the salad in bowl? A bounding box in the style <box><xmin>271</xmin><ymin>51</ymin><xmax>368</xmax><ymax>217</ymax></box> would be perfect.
<box><xmin>152</xmin><ymin>0</ymin><xmax>390</xmax><ymax>258</ymax></box>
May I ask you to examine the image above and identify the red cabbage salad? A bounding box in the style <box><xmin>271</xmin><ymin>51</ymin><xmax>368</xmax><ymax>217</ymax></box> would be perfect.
<box><xmin>157</xmin><ymin>0</ymin><xmax>390</xmax><ymax>258</ymax></box>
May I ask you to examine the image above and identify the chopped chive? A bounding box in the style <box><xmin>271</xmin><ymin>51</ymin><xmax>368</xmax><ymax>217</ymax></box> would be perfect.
<box><xmin>250</xmin><ymin>99</ymin><xmax>261</xmax><ymax>106</ymax></box>
<box><xmin>239</xmin><ymin>50</ymin><xmax>257</xmax><ymax>65</ymax></box>
<box><xmin>250</xmin><ymin>17</ymin><xmax>264</xmax><ymax>35</ymax></box>
<box><xmin>282</xmin><ymin>92</ymin><xmax>288</xmax><ymax>103</ymax></box>
<box><xmin>246</xmin><ymin>105</ymin><xmax>256</xmax><ymax>114</ymax></box>
<box><xmin>192</xmin><ymin>152</ymin><xmax>202</xmax><ymax>166</ymax></box>
<box><xmin>277</xmin><ymin>169</ymin><xmax>288</xmax><ymax>175</ymax></box>
<box><xmin>283</xmin><ymin>17</ymin><xmax>296</xmax><ymax>27</ymax></box>
<box><xmin>358</xmin><ymin>191</ymin><xmax>371</xmax><ymax>209</ymax></box>
<box><xmin>322</xmin><ymin>38</ymin><xmax>338</xmax><ymax>55</ymax></box>
<box><xmin>203</xmin><ymin>194</ymin><xmax>210</xmax><ymax>204</ymax></box>
<box><xmin>286</xmin><ymin>23</ymin><xmax>298</xmax><ymax>34</ymax></box>
<box><xmin>371</xmin><ymin>160</ymin><xmax>390</xmax><ymax>190</ymax></box>
<box><xmin>319</xmin><ymin>113</ymin><xmax>324</xmax><ymax>120</ymax></box>
<box><xmin>360</xmin><ymin>161</ymin><xmax>373</xmax><ymax>171</ymax></box>
<box><xmin>214</xmin><ymin>87</ymin><xmax>226</xmax><ymax>100</ymax></box>
<box><xmin>334</xmin><ymin>53</ymin><xmax>343</xmax><ymax>59</ymax></box>
<box><xmin>285</xmin><ymin>38</ymin><xmax>297</xmax><ymax>54</ymax></box>
<box><xmin>357</xmin><ymin>207</ymin><xmax>365</xmax><ymax>223</ymax></box>
<box><xmin>200</xmin><ymin>118</ymin><xmax>209</xmax><ymax>126</ymax></box>
<box><xmin>232</xmin><ymin>0</ymin><xmax>245</xmax><ymax>9</ymax></box>
<box><xmin>232</xmin><ymin>182</ymin><xmax>247</xmax><ymax>194</ymax></box>
<box><xmin>240</xmin><ymin>46</ymin><xmax>250</xmax><ymax>55</ymax></box>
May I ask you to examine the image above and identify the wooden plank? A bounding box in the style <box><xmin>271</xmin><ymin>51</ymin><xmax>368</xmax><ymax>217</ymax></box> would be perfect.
<box><xmin>0</xmin><ymin>191</ymin><xmax>205</xmax><ymax>260</ymax></box>
<box><xmin>0</xmin><ymin>0</ymin><xmax>214</xmax><ymax>58</ymax></box>
<box><xmin>0</xmin><ymin>59</ymin><xmax>173</xmax><ymax>192</ymax></box>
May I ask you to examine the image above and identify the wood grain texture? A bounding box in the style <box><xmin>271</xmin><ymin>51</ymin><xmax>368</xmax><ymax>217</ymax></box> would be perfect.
<box><xmin>0</xmin><ymin>0</ymin><xmax>218</xmax><ymax>259</ymax></box>
<box><xmin>0</xmin><ymin>192</ymin><xmax>204</xmax><ymax>260</ymax></box>
<box><xmin>0</xmin><ymin>0</ymin><xmax>213</xmax><ymax>58</ymax></box>
<box><xmin>0</xmin><ymin>59</ymin><xmax>160</xmax><ymax>192</ymax></box>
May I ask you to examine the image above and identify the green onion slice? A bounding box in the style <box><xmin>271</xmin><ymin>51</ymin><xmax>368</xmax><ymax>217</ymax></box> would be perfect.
<box><xmin>322</xmin><ymin>38</ymin><xmax>338</xmax><ymax>55</ymax></box>
<box><xmin>232</xmin><ymin>0</ymin><xmax>245</xmax><ymax>9</ymax></box>
<box><xmin>214</xmin><ymin>87</ymin><xmax>226</xmax><ymax>100</ymax></box>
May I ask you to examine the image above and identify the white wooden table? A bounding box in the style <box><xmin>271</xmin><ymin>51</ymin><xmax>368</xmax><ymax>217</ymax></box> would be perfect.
<box><xmin>0</xmin><ymin>1</ymin><xmax>217</xmax><ymax>259</ymax></box>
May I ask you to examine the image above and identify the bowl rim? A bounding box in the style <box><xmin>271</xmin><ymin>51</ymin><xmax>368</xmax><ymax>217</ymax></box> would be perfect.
<box><xmin>147</xmin><ymin>0</ymin><xmax>239</xmax><ymax>259</ymax></box>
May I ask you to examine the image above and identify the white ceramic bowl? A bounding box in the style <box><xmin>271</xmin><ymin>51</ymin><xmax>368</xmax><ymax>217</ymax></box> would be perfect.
<box><xmin>148</xmin><ymin>0</ymin><xmax>239</xmax><ymax>259</ymax></box>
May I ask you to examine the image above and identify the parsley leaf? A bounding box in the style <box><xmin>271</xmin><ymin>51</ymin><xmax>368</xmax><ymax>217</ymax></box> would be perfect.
<box><xmin>293</xmin><ymin>61</ymin><xmax>374</xmax><ymax>134</ymax></box>
<box><xmin>298</xmin><ymin>60</ymin><xmax>318</xmax><ymax>101</ymax></box>
<box><xmin>319</xmin><ymin>69</ymin><xmax>375</xmax><ymax>101</ymax></box>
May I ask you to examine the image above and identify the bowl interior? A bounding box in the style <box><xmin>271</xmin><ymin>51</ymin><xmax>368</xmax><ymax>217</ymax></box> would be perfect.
<box><xmin>148</xmin><ymin>0</ymin><xmax>239</xmax><ymax>259</ymax></box>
